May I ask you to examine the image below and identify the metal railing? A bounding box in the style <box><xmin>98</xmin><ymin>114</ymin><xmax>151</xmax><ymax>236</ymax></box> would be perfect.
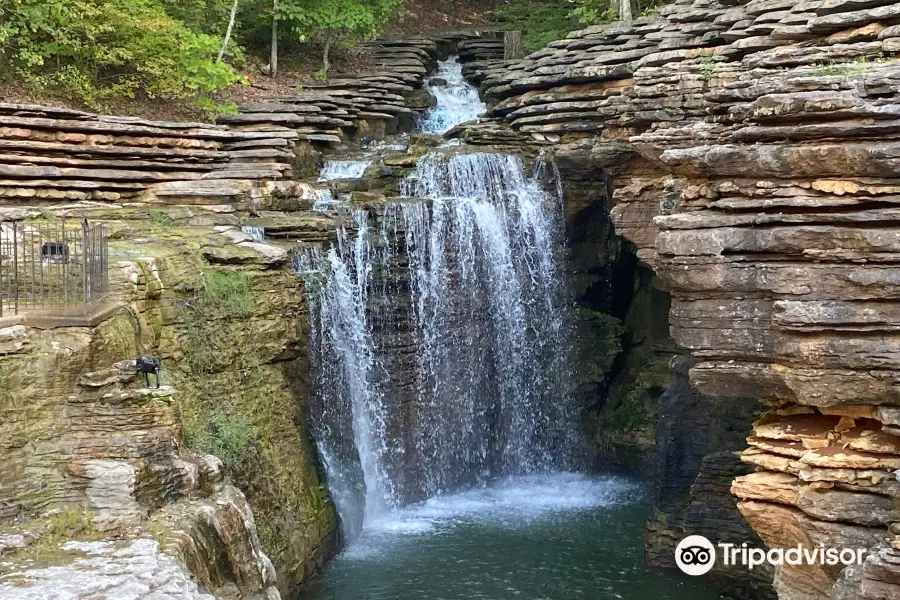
<box><xmin>0</xmin><ymin>218</ymin><xmax>109</xmax><ymax>317</ymax></box>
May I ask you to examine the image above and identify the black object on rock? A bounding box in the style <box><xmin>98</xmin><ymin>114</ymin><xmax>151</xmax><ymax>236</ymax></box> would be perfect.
<box><xmin>135</xmin><ymin>356</ymin><xmax>162</xmax><ymax>389</ymax></box>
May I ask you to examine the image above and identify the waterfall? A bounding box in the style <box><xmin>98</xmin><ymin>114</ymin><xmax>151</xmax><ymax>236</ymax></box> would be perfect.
<box><xmin>419</xmin><ymin>58</ymin><xmax>486</xmax><ymax>134</ymax></box>
<box><xmin>297</xmin><ymin>150</ymin><xmax>574</xmax><ymax>542</ymax></box>
<box><xmin>400</xmin><ymin>152</ymin><xmax>574</xmax><ymax>494</ymax></box>
<box><xmin>241</xmin><ymin>226</ymin><xmax>265</xmax><ymax>241</ymax></box>
<box><xmin>294</xmin><ymin>212</ymin><xmax>399</xmax><ymax>540</ymax></box>
<box><xmin>318</xmin><ymin>160</ymin><xmax>374</xmax><ymax>181</ymax></box>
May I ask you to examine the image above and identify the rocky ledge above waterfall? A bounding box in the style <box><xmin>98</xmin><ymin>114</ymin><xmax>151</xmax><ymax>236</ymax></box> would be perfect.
<box><xmin>453</xmin><ymin>1</ymin><xmax>900</xmax><ymax>599</ymax></box>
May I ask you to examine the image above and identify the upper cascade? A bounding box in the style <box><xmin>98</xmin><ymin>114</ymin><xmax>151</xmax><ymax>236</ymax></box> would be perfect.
<box><xmin>418</xmin><ymin>57</ymin><xmax>487</xmax><ymax>134</ymax></box>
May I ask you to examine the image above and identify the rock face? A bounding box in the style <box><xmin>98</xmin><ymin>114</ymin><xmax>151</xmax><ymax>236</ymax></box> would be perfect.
<box><xmin>0</xmin><ymin>214</ymin><xmax>338</xmax><ymax>596</ymax></box>
<box><xmin>223</xmin><ymin>33</ymin><xmax>510</xmax><ymax>144</ymax></box>
<box><xmin>647</xmin><ymin>356</ymin><xmax>774</xmax><ymax>599</ymax></box>
<box><xmin>0</xmin><ymin>326</ymin><xmax>283</xmax><ymax>599</ymax></box>
<box><xmin>1</xmin><ymin>539</ymin><xmax>217</xmax><ymax>600</ymax></box>
<box><xmin>460</xmin><ymin>0</ymin><xmax>900</xmax><ymax>598</ymax></box>
<box><xmin>0</xmin><ymin>102</ymin><xmax>296</xmax><ymax>208</ymax></box>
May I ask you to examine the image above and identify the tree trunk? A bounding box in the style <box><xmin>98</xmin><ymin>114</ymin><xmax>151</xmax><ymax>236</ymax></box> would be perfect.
<box><xmin>451</xmin><ymin>0</ymin><xmax>458</xmax><ymax>26</ymax></box>
<box><xmin>504</xmin><ymin>31</ymin><xmax>524</xmax><ymax>60</ymax></box>
<box><xmin>270</xmin><ymin>0</ymin><xmax>278</xmax><ymax>78</ymax></box>
<box><xmin>322</xmin><ymin>38</ymin><xmax>332</xmax><ymax>75</ymax></box>
<box><xmin>620</xmin><ymin>0</ymin><xmax>633</xmax><ymax>23</ymax></box>
<box><xmin>217</xmin><ymin>0</ymin><xmax>240</xmax><ymax>61</ymax></box>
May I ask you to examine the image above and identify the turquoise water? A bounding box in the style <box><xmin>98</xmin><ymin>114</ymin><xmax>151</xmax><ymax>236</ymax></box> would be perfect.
<box><xmin>301</xmin><ymin>474</ymin><xmax>720</xmax><ymax>600</ymax></box>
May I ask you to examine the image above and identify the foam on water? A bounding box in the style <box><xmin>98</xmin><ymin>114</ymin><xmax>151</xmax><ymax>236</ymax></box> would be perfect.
<box><xmin>341</xmin><ymin>474</ymin><xmax>640</xmax><ymax>559</ymax></box>
<box><xmin>419</xmin><ymin>58</ymin><xmax>486</xmax><ymax>134</ymax></box>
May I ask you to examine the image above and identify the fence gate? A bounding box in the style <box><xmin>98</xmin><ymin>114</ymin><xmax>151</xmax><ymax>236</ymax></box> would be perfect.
<box><xmin>0</xmin><ymin>218</ymin><xmax>109</xmax><ymax>317</ymax></box>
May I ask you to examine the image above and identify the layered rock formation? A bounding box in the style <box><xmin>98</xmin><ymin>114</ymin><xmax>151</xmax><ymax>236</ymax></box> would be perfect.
<box><xmin>647</xmin><ymin>357</ymin><xmax>773</xmax><ymax>599</ymax></box>
<box><xmin>0</xmin><ymin>208</ymin><xmax>341</xmax><ymax>593</ymax></box>
<box><xmin>223</xmin><ymin>33</ymin><xmax>510</xmax><ymax>144</ymax></box>
<box><xmin>0</xmin><ymin>102</ymin><xmax>295</xmax><ymax>207</ymax></box>
<box><xmin>0</xmin><ymin>125</ymin><xmax>339</xmax><ymax>595</ymax></box>
<box><xmin>454</xmin><ymin>0</ymin><xmax>900</xmax><ymax>598</ymax></box>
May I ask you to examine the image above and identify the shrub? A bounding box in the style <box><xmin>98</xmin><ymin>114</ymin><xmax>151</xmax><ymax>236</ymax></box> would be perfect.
<box><xmin>492</xmin><ymin>1</ymin><xmax>583</xmax><ymax>53</ymax></box>
<box><xmin>200</xmin><ymin>267</ymin><xmax>253</xmax><ymax>316</ymax></box>
<box><xmin>0</xmin><ymin>0</ymin><xmax>243</xmax><ymax>111</ymax></box>
<box><xmin>183</xmin><ymin>408</ymin><xmax>257</xmax><ymax>471</ymax></box>
<box><xmin>571</xmin><ymin>0</ymin><xmax>616</xmax><ymax>26</ymax></box>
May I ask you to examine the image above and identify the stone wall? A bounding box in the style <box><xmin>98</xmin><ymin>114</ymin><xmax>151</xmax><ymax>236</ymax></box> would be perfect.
<box><xmin>456</xmin><ymin>0</ymin><xmax>900</xmax><ymax>598</ymax></box>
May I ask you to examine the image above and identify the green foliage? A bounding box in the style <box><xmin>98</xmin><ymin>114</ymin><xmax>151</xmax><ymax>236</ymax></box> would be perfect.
<box><xmin>47</xmin><ymin>508</ymin><xmax>95</xmax><ymax>539</ymax></box>
<box><xmin>492</xmin><ymin>1</ymin><xmax>582</xmax><ymax>54</ymax></box>
<box><xmin>183</xmin><ymin>407</ymin><xmax>257</xmax><ymax>471</ymax></box>
<box><xmin>201</xmin><ymin>267</ymin><xmax>253</xmax><ymax>315</ymax></box>
<box><xmin>145</xmin><ymin>520</ymin><xmax>169</xmax><ymax>548</ymax></box>
<box><xmin>17</xmin><ymin>507</ymin><xmax>99</xmax><ymax>559</ymax></box>
<box><xmin>814</xmin><ymin>56</ymin><xmax>870</xmax><ymax>77</ymax></box>
<box><xmin>160</xmin><ymin>0</ymin><xmax>236</xmax><ymax>35</ymax></box>
<box><xmin>98</xmin><ymin>313</ymin><xmax>139</xmax><ymax>360</ymax></box>
<box><xmin>0</xmin><ymin>0</ymin><xmax>243</xmax><ymax>111</ymax></box>
<box><xmin>148</xmin><ymin>210</ymin><xmax>173</xmax><ymax>229</ymax></box>
<box><xmin>197</xmin><ymin>97</ymin><xmax>239</xmax><ymax>120</ymax></box>
<box><xmin>277</xmin><ymin>0</ymin><xmax>403</xmax><ymax>44</ymax></box>
<box><xmin>571</xmin><ymin>0</ymin><xmax>668</xmax><ymax>24</ymax></box>
<box><xmin>571</xmin><ymin>0</ymin><xmax>616</xmax><ymax>26</ymax></box>
<box><xmin>699</xmin><ymin>54</ymin><xmax>715</xmax><ymax>80</ymax></box>
<box><xmin>180</xmin><ymin>267</ymin><xmax>254</xmax><ymax>375</ymax></box>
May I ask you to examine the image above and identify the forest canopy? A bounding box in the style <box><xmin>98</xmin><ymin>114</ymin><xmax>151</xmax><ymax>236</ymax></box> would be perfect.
<box><xmin>0</xmin><ymin>0</ymin><xmax>656</xmax><ymax>113</ymax></box>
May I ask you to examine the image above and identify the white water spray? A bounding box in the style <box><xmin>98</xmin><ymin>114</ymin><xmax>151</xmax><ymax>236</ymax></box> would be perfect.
<box><xmin>419</xmin><ymin>58</ymin><xmax>486</xmax><ymax>134</ymax></box>
<box><xmin>319</xmin><ymin>160</ymin><xmax>374</xmax><ymax>181</ymax></box>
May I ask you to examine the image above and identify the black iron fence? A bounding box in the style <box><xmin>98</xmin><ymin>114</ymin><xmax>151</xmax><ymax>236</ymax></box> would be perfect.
<box><xmin>0</xmin><ymin>218</ymin><xmax>109</xmax><ymax>317</ymax></box>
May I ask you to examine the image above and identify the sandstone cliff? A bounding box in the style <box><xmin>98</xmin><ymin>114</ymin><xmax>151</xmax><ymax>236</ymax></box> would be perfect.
<box><xmin>0</xmin><ymin>214</ymin><xmax>338</xmax><ymax>597</ymax></box>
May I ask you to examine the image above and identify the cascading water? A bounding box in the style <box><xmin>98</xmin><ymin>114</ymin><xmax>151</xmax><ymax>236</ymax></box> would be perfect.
<box><xmin>398</xmin><ymin>152</ymin><xmax>575</xmax><ymax>496</ymax></box>
<box><xmin>294</xmin><ymin>212</ymin><xmax>399</xmax><ymax>539</ymax></box>
<box><xmin>296</xmin><ymin>54</ymin><xmax>574</xmax><ymax>542</ymax></box>
<box><xmin>241</xmin><ymin>226</ymin><xmax>265</xmax><ymax>241</ymax></box>
<box><xmin>297</xmin><ymin>151</ymin><xmax>575</xmax><ymax>540</ymax></box>
<box><xmin>298</xmin><ymin>54</ymin><xmax>721</xmax><ymax>600</ymax></box>
<box><xmin>318</xmin><ymin>159</ymin><xmax>374</xmax><ymax>181</ymax></box>
<box><xmin>419</xmin><ymin>58</ymin><xmax>486</xmax><ymax>134</ymax></box>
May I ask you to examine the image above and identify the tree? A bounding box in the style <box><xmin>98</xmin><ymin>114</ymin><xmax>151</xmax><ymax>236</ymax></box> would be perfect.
<box><xmin>276</xmin><ymin>0</ymin><xmax>404</xmax><ymax>75</ymax></box>
<box><xmin>219</xmin><ymin>0</ymin><xmax>241</xmax><ymax>60</ymax></box>
<box><xmin>0</xmin><ymin>0</ymin><xmax>241</xmax><ymax>111</ymax></box>
<box><xmin>504</xmin><ymin>31</ymin><xmax>524</xmax><ymax>60</ymax></box>
<box><xmin>271</xmin><ymin>0</ymin><xmax>279</xmax><ymax>77</ymax></box>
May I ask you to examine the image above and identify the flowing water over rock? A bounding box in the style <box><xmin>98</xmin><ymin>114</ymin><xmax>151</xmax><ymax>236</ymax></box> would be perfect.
<box><xmin>318</xmin><ymin>159</ymin><xmax>374</xmax><ymax>181</ymax></box>
<box><xmin>295</xmin><ymin>56</ymin><xmax>705</xmax><ymax>599</ymax></box>
<box><xmin>240</xmin><ymin>226</ymin><xmax>265</xmax><ymax>241</ymax></box>
<box><xmin>419</xmin><ymin>58</ymin><xmax>486</xmax><ymax>133</ymax></box>
<box><xmin>297</xmin><ymin>151</ymin><xmax>574</xmax><ymax>540</ymax></box>
<box><xmin>399</xmin><ymin>152</ymin><xmax>575</xmax><ymax>493</ymax></box>
<box><xmin>294</xmin><ymin>212</ymin><xmax>397</xmax><ymax>535</ymax></box>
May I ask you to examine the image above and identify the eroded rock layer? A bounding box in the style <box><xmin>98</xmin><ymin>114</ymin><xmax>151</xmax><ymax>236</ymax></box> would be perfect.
<box><xmin>456</xmin><ymin>0</ymin><xmax>900</xmax><ymax>598</ymax></box>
